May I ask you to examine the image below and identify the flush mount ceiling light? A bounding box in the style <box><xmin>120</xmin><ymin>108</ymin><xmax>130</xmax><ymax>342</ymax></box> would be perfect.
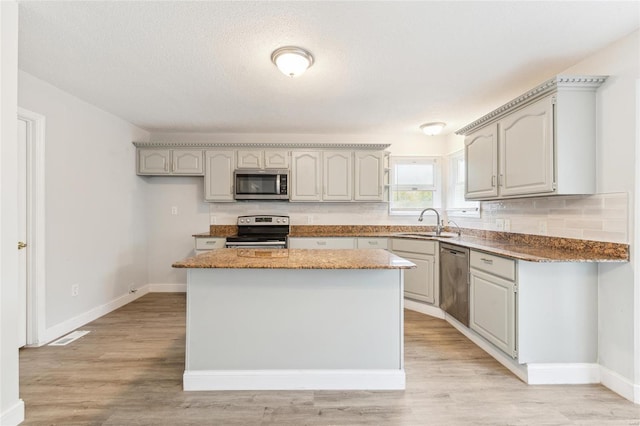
<box><xmin>420</xmin><ymin>122</ymin><xmax>446</xmax><ymax>136</ymax></box>
<box><xmin>271</xmin><ymin>46</ymin><xmax>314</xmax><ymax>77</ymax></box>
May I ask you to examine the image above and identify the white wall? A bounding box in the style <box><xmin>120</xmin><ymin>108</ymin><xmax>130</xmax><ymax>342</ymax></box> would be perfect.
<box><xmin>560</xmin><ymin>30</ymin><xmax>639</xmax><ymax>395</ymax></box>
<box><xmin>0</xmin><ymin>3</ymin><xmax>24</xmax><ymax>425</ymax></box>
<box><xmin>145</xmin><ymin>176</ymin><xmax>209</xmax><ymax>285</ymax></box>
<box><xmin>18</xmin><ymin>71</ymin><xmax>151</xmax><ymax>336</ymax></box>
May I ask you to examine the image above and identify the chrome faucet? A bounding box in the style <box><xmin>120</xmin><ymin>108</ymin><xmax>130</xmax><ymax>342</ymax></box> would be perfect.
<box><xmin>418</xmin><ymin>208</ymin><xmax>443</xmax><ymax>235</ymax></box>
<box><xmin>448</xmin><ymin>220</ymin><xmax>462</xmax><ymax>237</ymax></box>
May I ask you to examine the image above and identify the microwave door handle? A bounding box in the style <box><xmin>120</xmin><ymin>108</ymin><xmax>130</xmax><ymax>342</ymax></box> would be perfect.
<box><xmin>276</xmin><ymin>175</ymin><xmax>281</xmax><ymax>194</ymax></box>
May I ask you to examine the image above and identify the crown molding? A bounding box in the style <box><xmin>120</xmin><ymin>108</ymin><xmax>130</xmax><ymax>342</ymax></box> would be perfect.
<box><xmin>456</xmin><ymin>75</ymin><xmax>608</xmax><ymax>136</ymax></box>
<box><xmin>132</xmin><ymin>141</ymin><xmax>391</xmax><ymax>150</ymax></box>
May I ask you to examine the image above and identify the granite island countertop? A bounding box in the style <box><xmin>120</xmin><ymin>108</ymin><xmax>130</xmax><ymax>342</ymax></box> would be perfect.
<box><xmin>173</xmin><ymin>248</ymin><xmax>416</xmax><ymax>269</ymax></box>
<box><xmin>195</xmin><ymin>225</ymin><xmax>629</xmax><ymax>263</ymax></box>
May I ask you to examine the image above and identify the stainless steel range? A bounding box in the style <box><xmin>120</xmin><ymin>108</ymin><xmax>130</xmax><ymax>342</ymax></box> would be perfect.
<box><xmin>225</xmin><ymin>215</ymin><xmax>290</xmax><ymax>249</ymax></box>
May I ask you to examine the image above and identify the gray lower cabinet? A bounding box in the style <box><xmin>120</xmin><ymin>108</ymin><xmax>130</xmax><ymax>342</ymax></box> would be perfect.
<box><xmin>391</xmin><ymin>239</ymin><xmax>437</xmax><ymax>305</ymax></box>
<box><xmin>194</xmin><ymin>237</ymin><xmax>226</xmax><ymax>254</ymax></box>
<box><xmin>288</xmin><ymin>237</ymin><xmax>356</xmax><ymax>249</ymax></box>
<box><xmin>288</xmin><ymin>237</ymin><xmax>388</xmax><ymax>250</ymax></box>
<box><xmin>469</xmin><ymin>252</ymin><xmax>517</xmax><ymax>357</ymax></box>
<box><xmin>468</xmin><ymin>249</ymin><xmax>598</xmax><ymax>364</ymax></box>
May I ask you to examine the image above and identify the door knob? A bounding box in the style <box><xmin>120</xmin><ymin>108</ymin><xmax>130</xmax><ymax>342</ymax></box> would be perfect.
<box><xmin>18</xmin><ymin>241</ymin><xmax>27</xmax><ymax>250</ymax></box>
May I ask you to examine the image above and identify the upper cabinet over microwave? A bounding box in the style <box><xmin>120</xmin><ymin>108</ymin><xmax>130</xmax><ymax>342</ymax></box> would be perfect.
<box><xmin>457</xmin><ymin>75</ymin><xmax>607</xmax><ymax>201</ymax></box>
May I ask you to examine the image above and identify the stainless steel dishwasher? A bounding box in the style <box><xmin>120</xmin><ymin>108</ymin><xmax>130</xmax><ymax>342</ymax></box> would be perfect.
<box><xmin>439</xmin><ymin>243</ymin><xmax>470</xmax><ymax>326</ymax></box>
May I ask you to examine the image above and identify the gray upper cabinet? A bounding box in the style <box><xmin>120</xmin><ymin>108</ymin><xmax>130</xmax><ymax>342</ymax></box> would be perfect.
<box><xmin>458</xmin><ymin>75</ymin><xmax>607</xmax><ymax>201</ymax></box>
<box><xmin>204</xmin><ymin>150</ymin><xmax>235</xmax><ymax>202</ymax></box>
<box><xmin>137</xmin><ymin>148</ymin><xmax>203</xmax><ymax>176</ymax></box>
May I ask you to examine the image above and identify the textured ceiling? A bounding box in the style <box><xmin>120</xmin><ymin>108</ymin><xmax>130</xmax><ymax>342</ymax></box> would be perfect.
<box><xmin>17</xmin><ymin>1</ymin><xmax>640</xmax><ymax>136</ymax></box>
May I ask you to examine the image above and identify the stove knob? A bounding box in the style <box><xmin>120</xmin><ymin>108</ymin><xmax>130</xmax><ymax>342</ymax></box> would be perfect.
<box><xmin>276</xmin><ymin>219</ymin><xmax>281</xmax><ymax>223</ymax></box>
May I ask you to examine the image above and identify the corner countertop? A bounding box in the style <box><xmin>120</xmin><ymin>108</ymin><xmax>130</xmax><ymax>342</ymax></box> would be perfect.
<box><xmin>194</xmin><ymin>225</ymin><xmax>629</xmax><ymax>263</ymax></box>
<box><xmin>173</xmin><ymin>248</ymin><xmax>416</xmax><ymax>269</ymax></box>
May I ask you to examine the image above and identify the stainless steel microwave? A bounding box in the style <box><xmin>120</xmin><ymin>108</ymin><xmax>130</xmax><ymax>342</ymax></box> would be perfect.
<box><xmin>234</xmin><ymin>169</ymin><xmax>289</xmax><ymax>200</ymax></box>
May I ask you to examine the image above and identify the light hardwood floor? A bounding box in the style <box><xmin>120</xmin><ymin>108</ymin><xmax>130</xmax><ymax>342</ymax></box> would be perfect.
<box><xmin>19</xmin><ymin>293</ymin><xmax>640</xmax><ymax>425</ymax></box>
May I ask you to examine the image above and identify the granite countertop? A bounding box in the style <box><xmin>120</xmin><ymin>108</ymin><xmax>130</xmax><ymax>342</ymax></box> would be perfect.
<box><xmin>173</xmin><ymin>248</ymin><xmax>417</xmax><ymax>269</ymax></box>
<box><xmin>194</xmin><ymin>225</ymin><xmax>629</xmax><ymax>263</ymax></box>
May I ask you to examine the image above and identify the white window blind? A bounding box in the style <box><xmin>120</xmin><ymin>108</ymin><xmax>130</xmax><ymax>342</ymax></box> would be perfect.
<box><xmin>389</xmin><ymin>156</ymin><xmax>441</xmax><ymax>215</ymax></box>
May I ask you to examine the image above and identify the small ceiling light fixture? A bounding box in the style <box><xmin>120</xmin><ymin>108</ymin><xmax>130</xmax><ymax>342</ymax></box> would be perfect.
<box><xmin>271</xmin><ymin>46</ymin><xmax>314</xmax><ymax>77</ymax></box>
<box><xmin>420</xmin><ymin>122</ymin><xmax>446</xmax><ymax>136</ymax></box>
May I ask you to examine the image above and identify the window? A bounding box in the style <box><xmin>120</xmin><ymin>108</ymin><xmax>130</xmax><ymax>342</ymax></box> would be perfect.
<box><xmin>446</xmin><ymin>150</ymin><xmax>480</xmax><ymax>218</ymax></box>
<box><xmin>389</xmin><ymin>156</ymin><xmax>441</xmax><ymax>215</ymax></box>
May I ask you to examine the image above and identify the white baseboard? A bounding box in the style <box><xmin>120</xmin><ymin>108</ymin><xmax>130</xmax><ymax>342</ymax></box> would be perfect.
<box><xmin>527</xmin><ymin>363</ymin><xmax>600</xmax><ymax>384</ymax></box>
<box><xmin>404</xmin><ymin>298</ymin><xmax>445</xmax><ymax>319</ymax></box>
<box><xmin>183</xmin><ymin>369</ymin><xmax>406</xmax><ymax>391</ymax></box>
<box><xmin>42</xmin><ymin>286</ymin><xmax>150</xmax><ymax>345</ymax></box>
<box><xmin>600</xmin><ymin>365</ymin><xmax>640</xmax><ymax>404</ymax></box>
<box><xmin>0</xmin><ymin>399</ymin><xmax>24</xmax><ymax>426</ymax></box>
<box><xmin>149</xmin><ymin>283</ymin><xmax>186</xmax><ymax>293</ymax></box>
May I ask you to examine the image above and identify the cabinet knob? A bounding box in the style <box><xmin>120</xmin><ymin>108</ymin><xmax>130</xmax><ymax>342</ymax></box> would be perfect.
<box><xmin>18</xmin><ymin>241</ymin><xmax>27</xmax><ymax>250</ymax></box>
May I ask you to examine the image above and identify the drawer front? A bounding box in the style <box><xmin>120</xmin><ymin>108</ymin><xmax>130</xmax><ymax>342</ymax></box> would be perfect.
<box><xmin>288</xmin><ymin>237</ymin><xmax>356</xmax><ymax>249</ymax></box>
<box><xmin>390</xmin><ymin>238</ymin><xmax>436</xmax><ymax>255</ymax></box>
<box><xmin>356</xmin><ymin>238</ymin><xmax>388</xmax><ymax>249</ymax></box>
<box><xmin>195</xmin><ymin>237</ymin><xmax>226</xmax><ymax>250</ymax></box>
<box><xmin>470</xmin><ymin>250</ymin><xmax>515</xmax><ymax>281</ymax></box>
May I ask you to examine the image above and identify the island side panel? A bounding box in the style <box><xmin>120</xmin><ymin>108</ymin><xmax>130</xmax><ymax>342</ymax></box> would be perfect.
<box><xmin>186</xmin><ymin>268</ymin><xmax>403</xmax><ymax>371</ymax></box>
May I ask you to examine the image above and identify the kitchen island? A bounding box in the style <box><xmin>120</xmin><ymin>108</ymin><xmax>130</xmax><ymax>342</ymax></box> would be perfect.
<box><xmin>172</xmin><ymin>248</ymin><xmax>415</xmax><ymax>391</ymax></box>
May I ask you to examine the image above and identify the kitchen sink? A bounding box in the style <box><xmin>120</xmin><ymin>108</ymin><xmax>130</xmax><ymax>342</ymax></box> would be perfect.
<box><xmin>397</xmin><ymin>232</ymin><xmax>458</xmax><ymax>239</ymax></box>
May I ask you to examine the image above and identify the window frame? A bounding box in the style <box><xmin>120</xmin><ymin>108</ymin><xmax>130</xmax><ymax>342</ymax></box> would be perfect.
<box><xmin>445</xmin><ymin>150</ymin><xmax>480</xmax><ymax>218</ymax></box>
<box><xmin>388</xmin><ymin>156</ymin><xmax>442</xmax><ymax>216</ymax></box>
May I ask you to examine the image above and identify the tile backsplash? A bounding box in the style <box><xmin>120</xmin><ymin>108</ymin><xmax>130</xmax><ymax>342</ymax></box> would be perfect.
<box><xmin>452</xmin><ymin>192</ymin><xmax>629</xmax><ymax>243</ymax></box>
<box><xmin>209</xmin><ymin>192</ymin><xmax>629</xmax><ymax>244</ymax></box>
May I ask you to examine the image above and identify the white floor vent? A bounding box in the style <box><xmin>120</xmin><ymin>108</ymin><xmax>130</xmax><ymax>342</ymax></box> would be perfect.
<box><xmin>48</xmin><ymin>330</ymin><xmax>90</xmax><ymax>346</ymax></box>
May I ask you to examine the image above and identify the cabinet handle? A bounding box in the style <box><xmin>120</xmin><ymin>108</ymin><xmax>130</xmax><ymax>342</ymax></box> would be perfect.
<box><xmin>317</xmin><ymin>241</ymin><xmax>327</xmax><ymax>246</ymax></box>
<box><xmin>165</xmin><ymin>161</ymin><xmax>169</xmax><ymax>172</ymax></box>
<box><xmin>205</xmin><ymin>241</ymin><xmax>218</xmax><ymax>245</ymax></box>
<box><xmin>491</xmin><ymin>175</ymin><xmax>496</xmax><ymax>187</ymax></box>
<box><xmin>368</xmin><ymin>241</ymin><xmax>377</xmax><ymax>245</ymax></box>
<box><xmin>498</xmin><ymin>174</ymin><xmax>504</xmax><ymax>187</ymax></box>
<box><xmin>481</xmin><ymin>258</ymin><xmax>494</xmax><ymax>265</ymax></box>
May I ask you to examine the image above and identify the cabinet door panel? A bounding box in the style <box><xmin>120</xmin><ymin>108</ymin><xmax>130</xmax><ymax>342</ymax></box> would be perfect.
<box><xmin>470</xmin><ymin>269</ymin><xmax>516</xmax><ymax>357</ymax></box>
<box><xmin>138</xmin><ymin>149</ymin><xmax>170</xmax><ymax>175</ymax></box>
<box><xmin>323</xmin><ymin>151</ymin><xmax>352</xmax><ymax>201</ymax></box>
<box><xmin>465</xmin><ymin>124</ymin><xmax>498</xmax><ymax>199</ymax></box>
<box><xmin>354</xmin><ymin>151</ymin><xmax>383</xmax><ymax>201</ymax></box>
<box><xmin>236</xmin><ymin>150</ymin><xmax>263</xmax><ymax>169</ymax></box>
<box><xmin>204</xmin><ymin>151</ymin><xmax>235</xmax><ymax>201</ymax></box>
<box><xmin>264</xmin><ymin>150</ymin><xmax>289</xmax><ymax>169</ymax></box>
<box><xmin>398</xmin><ymin>252</ymin><xmax>435</xmax><ymax>304</ymax></box>
<box><xmin>290</xmin><ymin>152</ymin><xmax>322</xmax><ymax>201</ymax></box>
<box><xmin>499</xmin><ymin>96</ymin><xmax>554</xmax><ymax>197</ymax></box>
<box><xmin>173</xmin><ymin>149</ymin><xmax>204</xmax><ymax>175</ymax></box>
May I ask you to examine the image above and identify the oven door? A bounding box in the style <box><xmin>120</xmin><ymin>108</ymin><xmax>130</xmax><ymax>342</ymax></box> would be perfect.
<box><xmin>234</xmin><ymin>170</ymin><xmax>289</xmax><ymax>200</ymax></box>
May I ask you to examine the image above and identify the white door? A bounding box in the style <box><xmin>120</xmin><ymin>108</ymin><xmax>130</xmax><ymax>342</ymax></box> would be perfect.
<box><xmin>465</xmin><ymin>124</ymin><xmax>499</xmax><ymax>199</ymax></box>
<box><xmin>354</xmin><ymin>151</ymin><xmax>383</xmax><ymax>201</ymax></box>
<box><xmin>204</xmin><ymin>150</ymin><xmax>235</xmax><ymax>201</ymax></box>
<box><xmin>290</xmin><ymin>151</ymin><xmax>322</xmax><ymax>201</ymax></box>
<box><xmin>499</xmin><ymin>95</ymin><xmax>554</xmax><ymax>197</ymax></box>
<box><xmin>17</xmin><ymin>118</ymin><xmax>28</xmax><ymax>348</ymax></box>
<box><xmin>323</xmin><ymin>151</ymin><xmax>352</xmax><ymax>201</ymax></box>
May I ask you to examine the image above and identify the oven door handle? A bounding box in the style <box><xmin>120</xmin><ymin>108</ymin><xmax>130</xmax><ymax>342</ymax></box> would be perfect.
<box><xmin>225</xmin><ymin>241</ymin><xmax>287</xmax><ymax>247</ymax></box>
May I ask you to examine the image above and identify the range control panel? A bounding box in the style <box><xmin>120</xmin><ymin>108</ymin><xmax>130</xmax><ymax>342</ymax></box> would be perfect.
<box><xmin>236</xmin><ymin>215</ymin><xmax>290</xmax><ymax>225</ymax></box>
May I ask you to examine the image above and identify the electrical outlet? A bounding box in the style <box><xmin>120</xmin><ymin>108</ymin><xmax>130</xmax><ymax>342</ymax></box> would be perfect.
<box><xmin>504</xmin><ymin>219</ymin><xmax>511</xmax><ymax>232</ymax></box>
<box><xmin>71</xmin><ymin>284</ymin><xmax>79</xmax><ymax>297</ymax></box>
<box><xmin>496</xmin><ymin>218</ymin><xmax>505</xmax><ymax>231</ymax></box>
<box><xmin>171</xmin><ymin>206</ymin><xmax>178</xmax><ymax>215</ymax></box>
